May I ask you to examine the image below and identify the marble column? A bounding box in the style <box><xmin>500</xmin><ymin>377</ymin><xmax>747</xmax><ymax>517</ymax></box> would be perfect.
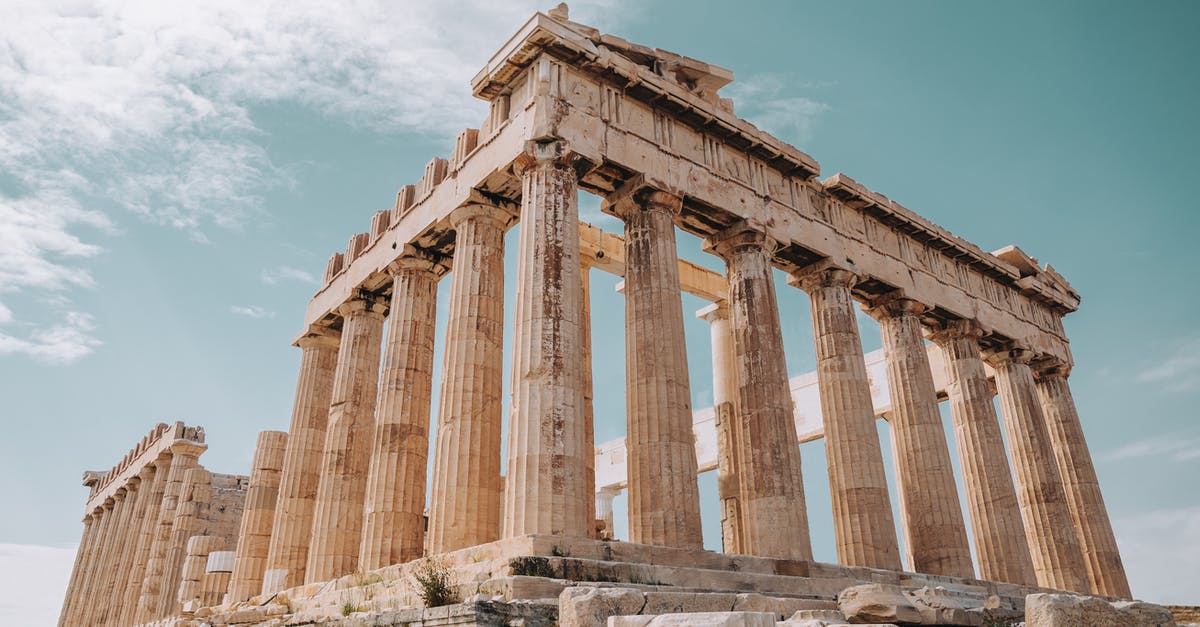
<box><xmin>788</xmin><ymin>263</ymin><xmax>900</xmax><ymax>570</ymax></box>
<box><xmin>580</xmin><ymin>257</ymin><xmax>597</xmax><ymax>538</ymax></box>
<box><xmin>136</xmin><ymin>439</ymin><xmax>205</xmax><ymax>623</ymax></box>
<box><xmin>929</xmin><ymin>320</ymin><xmax>1035</xmax><ymax>585</ymax></box>
<box><xmin>57</xmin><ymin>512</ymin><xmax>97</xmax><ymax>627</ymax></box>
<box><xmin>867</xmin><ymin>296</ymin><xmax>973</xmax><ymax>578</ymax></box>
<box><xmin>306</xmin><ymin>295</ymin><xmax>387</xmax><ymax>583</ymax></box>
<box><xmin>698</xmin><ymin>301</ymin><xmax>744</xmax><ymax>555</ymax></box>
<box><xmin>161</xmin><ymin>467</ymin><xmax>213</xmax><ymax>616</ymax></box>
<box><xmin>427</xmin><ymin>205</ymin><xmax>508</xmax><ymax>554</ymax></box>
<box><xmin>610</xmin><ymin>187</ymin><xmax>703</xmax><ymax>549</ymax></box>
<box><xmin>112</xmin><ymin>466</ymin><xmax>158</xmax><ymax>609</ymax></box>
<box><xmin>503</xmin><ymin>145</ymin><xmax>591</xmax><ymax>539</ymax></box>
<box><xmin>985</xmin><ymin>346</ymin><xmax>1087</xmax><ymax>592</ymax></box>
<box><xmin>95</xmin><ymin>481</ymin><xmax>139</xmax><ymax>626</ymax></box>
<box><xmin>77</xmin><ymin>499</ymin><xmax>116</xmax><ymax>627</ymax></box>
<box><xmin>227</xmin><ymin>431</ymin><xmax>288</xmax><ymax>602</ymax></box>
<box><xmin>263</xmin><ymin>326</ymin><xmax>340</xmax><ymax>594</ymax></box>
<box><xmin>203</xmin><ymin>552</ymin><xmax>235</xmax><ymax>607</ymax></box>
<box><xmin>360</xmin><ymin>250</ymin><xmax>446</xmax><ymax>568</ymax></box>
<box><xmin>595</xmin><ymin>487</ymin><xmax>620</xmax><ymax>540</ymax></box>
<box><xmin>178</xmin><ymin>535</ymin><xmax>222</xmax><ymax>612</ymax></box>
<box><xmin>1035</xmin><ymin>363</ymin><xmax>1130</xmax><ymax>598</ymax></box>
<box><xmin>704</xmin><ymin>224</ymin><xmax>811</xmax><ymax>560</ymax></box>
<box><xmin>120</xmin><ymin>455</ymin><xmax>170</xmax><ymax>627</ymax></box>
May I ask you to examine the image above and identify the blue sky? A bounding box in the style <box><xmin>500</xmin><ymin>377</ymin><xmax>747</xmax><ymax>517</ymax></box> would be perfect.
<box><xmin>2</xmin><ymin>0</ymin><xmax>1198</xmax><ymax>622</ymax></box>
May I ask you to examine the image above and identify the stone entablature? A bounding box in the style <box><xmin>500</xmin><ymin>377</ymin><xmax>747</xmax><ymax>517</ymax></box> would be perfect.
<box><xmin>84</xmin><ymin>422</ymin><xmax>205</xmax><ymax>514</ymax></box>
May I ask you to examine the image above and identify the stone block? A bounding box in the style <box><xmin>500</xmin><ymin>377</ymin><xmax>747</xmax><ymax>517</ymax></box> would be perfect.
<box><xmin>837</xmin><ymin>584</ymin><xmax>921</xmax><ymax>625</ymax></box>
<box><xmin>560</xmin><ymin>586</ymin><xmax>647</xmax><ymax>627</ymax></box>
<box><xmin>731</xmin><ymin>593</ymin><xmax>839</xmax><ymax>618</ymax></box>
<box><xmin>905</xmin><ymin>586</ymin><xmax>981</xmax><ymax>626</ymax></box>
<box><xmin>1025</xmin><ymin>593</ymin><xmax>1177</xmax><ymax>627</ymax></box>
<box><xmin>608</xmin><ymin>611</ymin><xmax>777</xmax><ymax>626</ymax></box>
<box><xmin>641</xmin><ymin>591</ymin><xmax>737</xmax><ymax>615</ymax></box>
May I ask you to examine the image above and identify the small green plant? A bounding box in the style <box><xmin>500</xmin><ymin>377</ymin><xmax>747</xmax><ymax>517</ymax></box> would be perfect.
<box><xmin>413</xmin><ymin>557</ymin><xmax>459</xmax><ymax>608</ymax></box>
<box><xmin>341</xmin><ymin>601</ymin><xmax>356</xmax><ymax>616</ymax></box>
<box><xmin>509</xmin><ymin>556</ymin><xmax>556</xmax><ymax>578</ymax></box>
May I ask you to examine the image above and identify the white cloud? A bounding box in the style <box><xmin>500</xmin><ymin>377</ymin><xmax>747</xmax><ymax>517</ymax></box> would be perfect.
<box><xmin>1104</xmin><ymin>432</ymin><xmax>1200</xmax><ymax>463</ymax></box>
<box><xmin>1136</xmin><ymin>338</ymin><xmax>1200</xmax><ymax>392</ymax></box>
<box><xmin>0</xmin><ymin>0</ymin><xmax>628</xmax><ymax>363</ymax></box>
<box><xmin>0</xmin><ymin>311</ymin><xmax>102</xmax><ymax>365</ymax></box>
<box><xmin>0</xmin><ymin>543</ymin><xmax>76</xmax><ymax>626</ymax></box>
<box><xmin>722</xmin><ymin>74</ymin><xmax>831</xmax><ymax>145</ymax></box>
<box><xmin>229</xmin><ymin>305</ymin><xmax>276</xmax><ymax>319</ymax></box>
<box><xmin>261</xmin><ymin>266</ymin><xmax>318</xmax><ymax>286</ymax></box>
<box><xmin>1114</xmin><ymin>506</ymin><xmax>1200</xmax><ymax>604</ymax></box>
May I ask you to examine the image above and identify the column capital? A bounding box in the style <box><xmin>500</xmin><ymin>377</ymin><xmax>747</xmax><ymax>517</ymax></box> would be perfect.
<box><xmin>702</xmin><ymin>220</ymin><xmax>778</xmax><ymax>261</ymax></box>
<box><xmin>294</xmin><ymin>324</ymin><xmax>341</xmax><ymax>350</ymax></box>
<box><xmin>126</xmin><ymin>475</ymin><xmax>143</xmax><ymax>491</ymax></box>
<box><xmin>513</xmin><ymin>139</ymin><xmax>594</xmax><ymax>176</ymax></box>
<box><xmin>786</xmin><ymin>259</ymin><xmax>859</xmax><ymax>292</ymax></box>
<box><xmin>982</xmin><ymin>344</ymin><xmax>1035</xmax><ymax>368</ymax></box>
<box><xmin>862</xmin><ymin>292</ymin><xmax>928</xmax><ymax>322</ymax></box>
<box><xmin>696</xmin><ymin>300</ymin><xmax>730</xmax><ymax>324</ymax></box>
<box><xmin>113</xmin><ymin>487</ymin><xmax>128</xmax><ymax>501</ymax></box>
<box><xmin>602</xmin><ymin>175</ymin><xmax>683</xmax><ymax>221</ymax></box>
<box><xmin>169</xmin><ymin>439</ymin><xmax>208</xmax><ymax>459</ymax></box>
<box><xmin>927</xmin><ymin>318</ymin><xmax>985</xmax><ymax>346</ymax></box>
<box><xmin>1033</xmin><ymin>357</ymin><xmax>1073</xmax><ymax>380</ymax></box>
<box><xmin>137</xmin><ymin>463</ymin><xmax>156</xmax><ymax>481</ymax></box>
<box><xmin>335</xmin><ymin>294</ymin><xmax>388</xmax><ymax>319</ymax></box>
<box><xmin>385</xmin><ymin>244</ymin><xmax>450</xmax><ymax>278</ymax></box>
<box><xmin>449</xmin><ymin>201</ymin><xmax>513</xmax><ymax>230</ymax></box>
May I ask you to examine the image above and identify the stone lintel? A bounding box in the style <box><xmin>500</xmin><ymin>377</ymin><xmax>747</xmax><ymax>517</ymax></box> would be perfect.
<box><xmin>84</xmin><ymin>423</ymin><xmax>206</xmax><ymax>513</ymax></box>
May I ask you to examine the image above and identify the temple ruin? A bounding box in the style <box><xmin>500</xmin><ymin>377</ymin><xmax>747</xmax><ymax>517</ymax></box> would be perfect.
<box><xmin>59</xmin><ymin>5</ymin><xmax>1171</xmax><ymax>626</ymax></box>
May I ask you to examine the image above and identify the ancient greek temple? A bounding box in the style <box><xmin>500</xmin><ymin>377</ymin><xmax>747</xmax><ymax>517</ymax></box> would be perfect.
<box><xmin>58</xmin><ymin>6</ymin><xmax>1144</xmax><ymax>626</ymax></box>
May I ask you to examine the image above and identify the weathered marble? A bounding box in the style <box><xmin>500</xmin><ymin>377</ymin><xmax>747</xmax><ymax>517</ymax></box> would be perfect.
<box><xmin>227</xmin><ymin>431</ymin><xmax>288</xmax><ymax>602</ymax></box>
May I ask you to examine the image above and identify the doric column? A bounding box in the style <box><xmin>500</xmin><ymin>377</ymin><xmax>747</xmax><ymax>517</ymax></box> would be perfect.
<box><xmin>704</xmin><ymin>223</ymin><xmax>811</xmax><ymax>560</ymax></box>
<box><xmin>865</xmin><ymin>295</ymin><xmax>973</xmax><ymax>578</ymax></box>
<box><xmin>112</xmin><ymin>466</ymin><xmax>158</xmax><ymax>611</ymax></box>
<box><xmin>94</xmin><ymin>480</ymin><xmax>139</xmax><ymax>626</ymax></box>
<box><xmin>788</xmin><ymin>263</ymin><xmax>899</xmax><ymax>570</ymax></box>
<box><xmin>57</xmin><ymin>512</ymin><xmax>97</xmax><ymax>627</ymax></box>
<box><xmin>697</xmin><ymin>301</ymin><xmax>744</xmax><ymax>555</ymax></box>
<box><xmin>503</xmin><ymin>144</ymin><xmax>591</xmax><ymax>539</ymax></box>
<box><xmin>178</xmin><ymin>535</ymin><xmax>222</xmax><ymax>613</ymax></box>
<box><xmin>136</xmin><ymin>439</ymin><xmax>205</xmax><ymax>623</ymax></box>
<box><xmin>595</xmin><ymin>487</ymin><xmax>619</xmax><ymax>540</ymax></box>
<box><xmin>984</xmin><ymin>346</ymin><xmax>1087</xmax><ymax>592</ymax></box>
<box><xmin>120</xmin><ymin>455</ymin><xmax>170</xmax><ymax>627</ymax></box>
<box><xmin>227</xmin><ymin>431</ymin><xmax>288</xmax><ymax>602</ymax></box>
<box><xmin>69</xmin><ymin>502</ymin><xmax>111</xmax><ymax>624</ymax></box>
<box><xmin>306</xmin><ymin>295</ymin><xmax>387</xmax><ymax>583</ymax></box>
<box><xmin>263</xmin><ymin>325</ymin><xmax>340</xmax><ymax>594</ymax></box>
<box><xmin>580</xmin><ymin>256</ymin><xmax>597</xmax><ymax>538</ymax></box>
<box><xmin>929</xmin><ymin>320</ymin><xmax>1036</xmax><ymax>586</ymax></box>
<box><xmin>160</xmin><ymin>467</ymin><xmax>213</xmax><ymax>616</ymax></box>
<box><xmin>1034</xmin><ymin>363</ymin><xmax>1130</xmax><ymax>598</ymax></box>
<box><xmin>360</xmin><ymin>249</ymin><xmax>447</xmax><ymax>568</ymax></box>
<box><xmin>608</xmin><ymin>185</ymin><xmax>702</xmax><ymax>549</ymax></box>
<box><xmin>427</xmin><ymin>205</ymin><xmax>508</xmax><ymax>554</ymax></box>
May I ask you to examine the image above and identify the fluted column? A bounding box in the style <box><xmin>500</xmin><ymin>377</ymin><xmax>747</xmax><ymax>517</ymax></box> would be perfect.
<box><xmin>580</xmin><ymin>257</ymin><xmax>597</xmax><ymax>538</ymax></box>
<box><xmin>112</xmin><ymin>466</ymin><xmax>158</xmax><ymax>613</ymax></box>
<box><xmin>136</xmin><ymin>439</ymin><xmax>205</xmax><ymax>623</ymax></box>
<box><xmin>609</xmin><ymin>186</ymin><xmax>702</xmax><ymax>549</ymax></box>
<box><xmin>985</xmin><ymin>346</ymin><xmax>1087</xmax><ymax>592</ymax></box>
<box><xmin>76</xmin><ymin>500</ymin><xmax>115</xmax><ymax>627</ymax></box>
<box><xmin>360</xmin><ymin>250</ymin><xmax>447</xmax><ymax>568</ymax></box>
<box><xmin>503</xmin><ymin>144</ymin><xmax>591</xmax><ymax>539</ymax></box>
<box><xmin>227</xmin><ymin>431</ymin><xmax>288</xmax><ymax>602</ymax></box>
<box><xmin>1035</xmin><ymin>363</ymin><xmax>1130</xmax><ymax>598</ymax></box>
<box><xmin>427</xmin><ymin>205</ymin><xmax>508</xmax><ymax>554</ymax></box>
<box><xmin>306</xmin><ymin>295</ymin><xmax>387</xmax><ymax>583</ymax></box>
<box><xmin>928</xmin><ymin>321</ymin><xmax>1035</xmax><ymax>585</ymax></box>
<box><xmin>178</xmin><ymin>535</ymin><xmax>222</xmax><ymax>612</ymax></box>
<box><xmin>789</xmin><ymin>263</ymin><xmax>899</xmax><ymax>570</ymax></box>
<box><xmin>57</xmin><ymin>512</ymin><xmax>97</xmax><ymax>627</ymax></box>
<box><xmin>704</xmin><ymin>224</ymin><xmax>811</xmax><ymax>560</ymax></box>
<box><xmin>203</xmin><ymin>552</ymin><xmax>235</xmax><ymax>607</ymax></box>
<box><xmin>263</xmin><ymin>326</ymin><xmax>340</xmax><ymax>594</ymax></box>
<box><xmin>120</xmin><ymin>455</ymin><xmax>170</xmax><ymax>627</ymax></box>
<box><xmin>161</xmin><ymin>467</ymin><xmax>212</xmax><ymax>616</ymax></box>
<box><xmin>698</xmin><ymin>301</ymin><xmax>744</xmax><ymax>555</ymax></box>
<box><xmin>595</xmin><ymin>487</ymin><xmax>619</xmax><ymax>540</ymax></box>
<box><xmin>866</xmin><ymin>296</ymin><xmax>973</xmax><ymax>577</ymax></box>
<box><xmin>95</xmin><ymin>481</ymin><xmax>139</xmax><ymax>626</ymax></box>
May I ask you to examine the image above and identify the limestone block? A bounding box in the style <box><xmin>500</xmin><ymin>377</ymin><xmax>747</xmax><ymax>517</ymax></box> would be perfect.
<box><xmin>608</xmin><ymin>612</ymin><xmax>777</xmax><ymax>626</ymax></box>
<box><xmin>837</xmin><ymin>584</ymin><xmax>921</xmax><ymax>625</ymax></box>
<box><xmin>731</xmin><ymin>594</ymin><xmax>839</xmax><ymax>618</ymax></box>
<box><xmin>904</xmin><ymin>586</ymin><xmax>981</xmax><ymax>626</ymax></box>
<box><xmin>559</xmin><ymin>586</ymin><xmax>646</xmax><ymax>627</ymax></box>
<box><xmin>1025</xmin><ymin>593</ymin><xmax>1176</xmax><ymax>627</ymax></box>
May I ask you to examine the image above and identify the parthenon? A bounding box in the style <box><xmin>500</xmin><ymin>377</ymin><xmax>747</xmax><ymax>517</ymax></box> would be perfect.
<box><xmin>59</xmin><ymin>5</ymin><xmax>1164</xmax><ymax>626</ymax></box>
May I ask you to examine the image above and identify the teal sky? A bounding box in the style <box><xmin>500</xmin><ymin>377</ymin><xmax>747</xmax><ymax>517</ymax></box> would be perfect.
<box><xmin>2</xmin><ymin>1</ymin><xmax>1198</xmax><ymax>621</ymax></box>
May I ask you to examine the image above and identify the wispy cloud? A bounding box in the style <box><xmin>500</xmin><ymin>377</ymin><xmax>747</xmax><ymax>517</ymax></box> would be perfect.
<box><xmin>0</xmin><ymin>0</ymin><xmax>628</xmax><ymax>363</ymax></box>
<box><xmin>1136</xmin><ymin>337</ymin><xmax>1200</xmax><ymax>392</ymax></box>
<box><xmin>261</xmin><ymin>266</ymin><xmax>319</xmax><ymax>286</ymax></box>
<box><xmin>229</xmin><ymin>305</ymin><xmax>277</xmax><ymax>319</ymax></box>
<box><xmin>0</xmin><ymin>311</ymin><xmax>102</xmax><ymax>364</ymax></box>
<box><xmin>1114</xmin><ymin>506</ymin><xmax>1200</xmax><ymax>604</ymax></box>
<box><xmin>1104</xmin><ymin>432</ymin><xmax>1200</xmax><ymax>463</ymax></box>
<box><xmin>722</xmin><ymin>73</ymin><xmax>831</xmax><ymax>145</ymax></box>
